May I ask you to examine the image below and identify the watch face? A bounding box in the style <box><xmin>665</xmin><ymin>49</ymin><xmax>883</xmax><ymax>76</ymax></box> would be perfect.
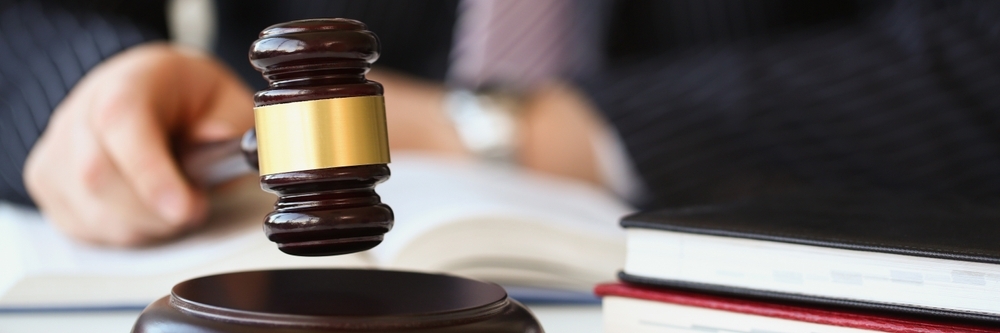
<box><xmin>444</xmin><ymin>89</ymin><xmax>521</xmax><ymax>162</ymax></box>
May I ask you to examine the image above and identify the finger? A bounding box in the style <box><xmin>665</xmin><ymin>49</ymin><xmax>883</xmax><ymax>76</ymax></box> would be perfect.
<box><xmin>29</xmin><ymin>110</ymin><xmax>181</xmax><ymax>246</ymax></box>
<box><xmin>188</xmin><ymin>73</ymin><xmax>255</xmax><ymax>142</ymax></box>
<box><xmin>88</xmin><ymin>81</ymin><xmax>207</xmax><ymax>228</ymax></box>
<box><xmin>63</xmin><ymin>147</ymin><xmax>179</xmax><ymax>246</ymax></box>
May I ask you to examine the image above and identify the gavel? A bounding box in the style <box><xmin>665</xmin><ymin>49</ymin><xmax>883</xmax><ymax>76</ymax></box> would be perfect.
<box><xmin>185</xmin><ymin>18</ymin><xmax>392</xmax><ymax>257</ymax></box>
<box><xmin>133</xmin><ymin>19</ymin><xmax>544</xmax><ymax>332</ymax></box>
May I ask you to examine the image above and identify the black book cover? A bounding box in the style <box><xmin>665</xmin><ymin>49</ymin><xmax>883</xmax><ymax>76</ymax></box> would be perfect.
<box><xmin>619</xmin><ymin>190</ymin><xmax>1000</xmax><ymax>323</ymax></box>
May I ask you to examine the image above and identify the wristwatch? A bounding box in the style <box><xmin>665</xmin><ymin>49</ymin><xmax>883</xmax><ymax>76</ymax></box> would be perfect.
<box><xmin>443</xmin><ymin>89</ymin><xmax>524</xmax><ymax>163</ymax></box>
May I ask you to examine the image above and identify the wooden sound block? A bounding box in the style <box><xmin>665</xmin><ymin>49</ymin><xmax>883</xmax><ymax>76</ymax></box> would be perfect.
<box><xmin>131</xmin><ymin>269</ymin><xmax>544</xmax><ymax>332</ymax></box>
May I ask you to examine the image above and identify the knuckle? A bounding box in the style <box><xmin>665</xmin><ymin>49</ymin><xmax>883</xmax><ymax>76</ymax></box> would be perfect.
<box><xmin>133</xmin><ymin>153</ymin><xmax>167</xmax><ymax>176</ymax></box>
<box><xmin>78</xmin><ymin>153</ymin><xmax>111</xmax><ymax>193</ymax></box>
<box><xmin>131</xmin><ymin>156</ymin><xmax>175</xmax><ymax>194</ymax></box>
<box><xmin>89</xmin><ymin>95</ymin><xmax>132</xmax><ymax>130</ymax></box>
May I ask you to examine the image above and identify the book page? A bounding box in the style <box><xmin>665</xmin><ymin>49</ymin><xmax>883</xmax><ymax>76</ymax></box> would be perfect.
<box><xmin>371</xmin><ymin>153</ymin><xmax>632</xmax><ymax>266</ymax></box>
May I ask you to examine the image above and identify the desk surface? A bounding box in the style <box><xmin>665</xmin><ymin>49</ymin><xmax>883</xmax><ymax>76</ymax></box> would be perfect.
<box><xmin>0</xmin><ymin>304</ymin><xmax>603</xmax><ymax>333</ymax></box>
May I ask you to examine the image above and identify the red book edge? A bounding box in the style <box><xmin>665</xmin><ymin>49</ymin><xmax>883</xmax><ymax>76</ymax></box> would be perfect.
<box><xmin>594</xmin><ymin>282</ymin><xmax>999</xmax><ymax>333</ymax></box>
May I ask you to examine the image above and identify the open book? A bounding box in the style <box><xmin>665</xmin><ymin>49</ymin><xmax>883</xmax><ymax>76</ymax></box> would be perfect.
<box><xmin>0</xmin><ymin>153</ymin><xmax>631</xmax><ymax>311</ymax></box>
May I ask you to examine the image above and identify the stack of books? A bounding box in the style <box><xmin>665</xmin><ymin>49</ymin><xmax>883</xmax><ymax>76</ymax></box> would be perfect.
<box><xmin>597</xmin><ymin>190</ymin><xmax>1000</xmax><ymax>332</ymax></box>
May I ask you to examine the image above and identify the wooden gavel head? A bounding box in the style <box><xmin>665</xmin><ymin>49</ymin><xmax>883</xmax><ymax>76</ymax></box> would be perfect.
<box><xmin>246</xmin><ymin>18</ymin><xmax>392</xmax><ymax>256</ymax></box>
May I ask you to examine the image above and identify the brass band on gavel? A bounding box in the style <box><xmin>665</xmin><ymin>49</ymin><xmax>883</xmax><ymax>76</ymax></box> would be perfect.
<box><xmin>253</xmin><ymin>96</ymin><xmax>391</xmax><ymax>176</ymax></box>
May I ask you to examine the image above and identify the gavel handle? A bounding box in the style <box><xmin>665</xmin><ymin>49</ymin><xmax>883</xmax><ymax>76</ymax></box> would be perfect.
<box><xmin>180</xmin><ymin>131</ymin><xmax>258</xmax><ymax>188</ymax></box>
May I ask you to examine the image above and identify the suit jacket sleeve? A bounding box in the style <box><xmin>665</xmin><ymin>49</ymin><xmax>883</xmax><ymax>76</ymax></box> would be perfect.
<box><xmin>580</xmin><ymin>1</ymin><xmax>1000</xmax><ymax>208</ymax></box>
<box><xmin>0</xmin><ymin>0</ymin><xmax>168</xmax><ymax>206</ymax></box>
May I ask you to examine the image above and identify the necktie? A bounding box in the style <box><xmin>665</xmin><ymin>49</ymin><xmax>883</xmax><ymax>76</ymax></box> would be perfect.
<box><xmin>447</xmin><ymin>0</ymin><xmax>603</xmax><ymax>92</ymax></box>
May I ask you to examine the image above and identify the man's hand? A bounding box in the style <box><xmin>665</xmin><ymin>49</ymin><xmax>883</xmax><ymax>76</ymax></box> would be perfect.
<box><xmin>24</xmin><ymin>43</ymin><xmax>254</xmax><ymax>246</ymax></box>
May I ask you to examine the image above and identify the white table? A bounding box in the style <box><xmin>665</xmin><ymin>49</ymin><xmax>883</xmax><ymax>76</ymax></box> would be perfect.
<box><xmin>0</xmin><ymin>305</ymin><xmax>603</xmax><ymax>333</ymax></box>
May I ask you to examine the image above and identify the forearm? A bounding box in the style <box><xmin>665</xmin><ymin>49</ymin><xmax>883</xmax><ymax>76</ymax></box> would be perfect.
<box><xmin>373</xmin><ymin>68</ymin><xmax>609</xmax><ymax>192</ymax></box>
<box><xmin>0</xmin><ymin>0</ymin><xmax>168</xmax><ymax>205</ymax></box>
